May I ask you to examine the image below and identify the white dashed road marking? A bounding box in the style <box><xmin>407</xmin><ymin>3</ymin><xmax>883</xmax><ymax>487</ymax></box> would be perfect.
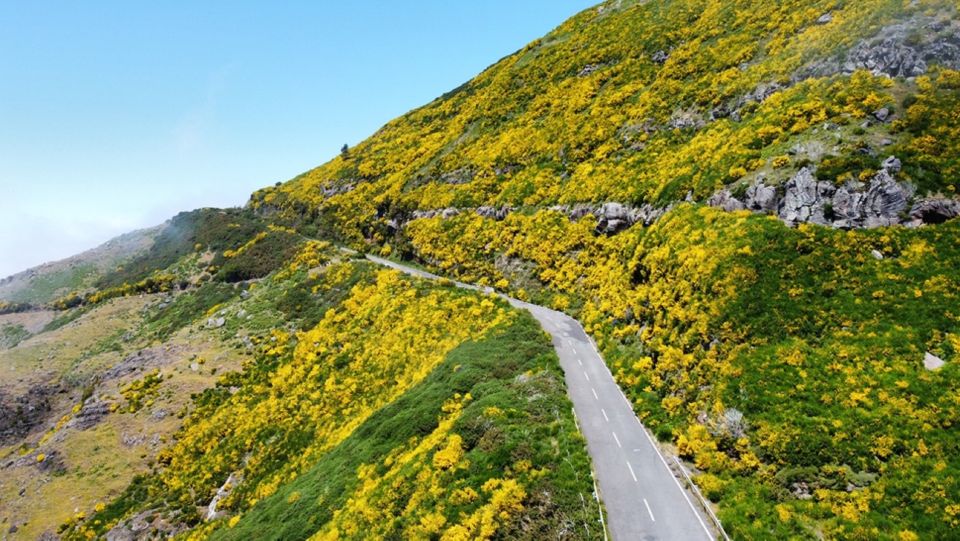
<box><xmin>644</xmin><ymin>498</ymin><xmax>656</xmax><ymax>522</ymax></box>
<box><xmin>601</xmin><ymin>408</ymin><xmax>609</xmax><ymax>422</ymax></box>
<box><xmin>627</xmin><ymin>460</ymin><xmax>638</xmax><ymax>483</ymax></box>
<box><xmin>612</xmin><ymin>431</ymin><xmax>622</xmax><ymax>448</ymax></box>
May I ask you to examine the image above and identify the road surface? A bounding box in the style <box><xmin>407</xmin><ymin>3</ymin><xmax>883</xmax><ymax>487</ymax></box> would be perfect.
<box><xmin>365</xmin><ymin>254</ymin><xmax>716</xmax><ymax>541</ymax></box>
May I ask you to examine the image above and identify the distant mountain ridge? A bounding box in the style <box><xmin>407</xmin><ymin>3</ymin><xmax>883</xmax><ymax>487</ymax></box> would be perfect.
<box><xmin>0</xmin><ymin>225</ymin><xmax>161</xmax><ymax>305</ymax></box>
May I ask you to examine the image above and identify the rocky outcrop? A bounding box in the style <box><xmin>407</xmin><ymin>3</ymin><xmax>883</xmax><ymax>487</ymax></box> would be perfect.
<box><xmin>68</xmin><ymin>399</ymin><xmax>111</xmax><ymax>430</ymax></box>
<box><xmin>102</xmin><ymin>346</ymin><xmax>184</xmax><ymax>381</ymax></box>
<box><xmin>106</xmin><ymin>510</ymin><xmax>187</xmax><ymax>541</ymax></box>
<box><xmin>0</xmin><ymin>385</ymin><xmax>57</xmax><ymax>445</ymax></box>
<box><xmin>475</xmin><ymin>206</ymin><xmax>514</xmax><ymax>220</ymax></box>
<box><xmin>800</xmin><ymin>14</ymin><xmax>960</xmax><ymax>80</ymax></box>
<box><xmin>909</xmin><ymin>198</ymin><xmax>960</xmax><ymax>225</ymax></box>
<box><xmin>206</xmin><ymin>472</ymin><xmax>242</xmax><ymax>520</ymax></box>
<box><xmin>779</xmin><ymin>168</ymin><xmax>836</xmax><ymax>225</ymax></box>
<box><xmin>744</xmin><ymin>181</ymin><xmax>778</xmax><ymax>213</ymax></box>
<box><xmin>708</xmin><ymin>158</ymin><xmax>957</xmax><ymax>229</ymax></box>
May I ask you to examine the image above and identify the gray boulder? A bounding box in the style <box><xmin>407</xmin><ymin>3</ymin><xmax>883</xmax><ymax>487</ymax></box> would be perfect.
<box><xmin>881</xmin><ymin>155</ymin><xmax>902</xmax><ymax>174</ymax></box>
<box><xmin>909</xmin><ymin>197</ymin><xmax>960</xmax><ymax>224</ymax></box>
<box><xmin>708</xmin><ymin>190</ymin><xmax>745</xmax><ymax>212</ymax></box>
<box><xmin>924</xmin><ymin>352</ymin><xmax>945</xmax><ymax>371</ymax></box>
<box><xmin>596</xmin><ymin>202</ymin><xmax>632</xmax><ymax>233</ymax></box>
<box><xmin>861</xmin><ymin>170</ymin><xmax>912</xmax><ymax>227</ymax></box>
<box><xmin>779</xmin><ymin>168</ymin><xmax>835</xmax><ymax>225</ymax></box>
<box><xmin>745</xmin><ymin>181</ymin><xmax>778</xmax><ymax>213</ymax></box>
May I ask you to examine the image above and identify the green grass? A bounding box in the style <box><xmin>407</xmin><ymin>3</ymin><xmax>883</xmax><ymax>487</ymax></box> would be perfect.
<box><xmin>215</xmin><ymin>313</ymin><xmax>600</xmax><ymax>541</ymax></box>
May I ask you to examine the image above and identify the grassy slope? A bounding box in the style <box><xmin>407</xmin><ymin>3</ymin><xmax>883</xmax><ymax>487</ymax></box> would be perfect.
<box><xmin>216</xmin><ymin>314</ymin><xmax>600</xmax><ymax>541</ymax></box>
<box><xmin>231</xmin><ymin>0</ymin><xmax>960</xmax><ymax>538</ymax></box>
<box><xmin>255</xmin><ymin>0</ymin><xmax>958</xmax><ymax>243</ymax></box>
<box><xmin>392</xmin><ymin>204</ymin><xmax>960</xmax><ymax>539</ymax></box>
<box><xmin>48</xmin><ymin>235</ymin><xmax>599</xmax><ymax>541</ymax></box>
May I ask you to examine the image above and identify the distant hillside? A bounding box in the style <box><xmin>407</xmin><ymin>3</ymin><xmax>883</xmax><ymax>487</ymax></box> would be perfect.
<box><xmin>0</xmin><ymin>226</ymin><xmax>161</xmax><ymax>305</ymax></box>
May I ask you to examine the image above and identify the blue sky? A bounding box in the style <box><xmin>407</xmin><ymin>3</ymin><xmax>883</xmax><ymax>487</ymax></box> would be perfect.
<box><xmin>0</xmin><ymin>0</ymin><xmax>594</xmax><ymax>277</ymax></box>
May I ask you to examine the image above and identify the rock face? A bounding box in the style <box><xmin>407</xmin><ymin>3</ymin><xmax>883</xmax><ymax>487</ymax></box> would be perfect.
<box><xmin>801</xmin><ymin>15</ymin><xmax>960</xmax><ymax>79</ymax></box>
<box><xmin>779</xmin><ymin>168</ymin><xmax>836</xmax><ymax>225</ymax></box>
<box><xmin>0</xmin><ymin>385</ymin><xmax>56</xmax><ymax>445</ymax></box>
<box><xmin>910</xmin><ymin>198</ymin><xmax>960</xmax><ymax>225</ymax></box>
<box><xmin>68</xmin><ymin>399</ymin><xmax>111</xmax><ymax>430</ymax></box>
<box><xmin>709</xmin><ymin>161</ymin><xmax>947</xmax><ymax>229</ymax></box>
<box><xmin>859</xmin><ymin>170</ymin><xmax>913</xmax><ymax>227</ymax></box>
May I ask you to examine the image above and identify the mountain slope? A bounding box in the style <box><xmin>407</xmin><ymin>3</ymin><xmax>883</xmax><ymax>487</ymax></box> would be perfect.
<box><xmin>253</xmin><ymin>0</ymin><xmax>960</xmax><ymax>236</ymax></box>
<box><xmin>3</xmin><ymin>1</ymin><xmax>960</xmax><ymax>539</ymax></box>
<box><xmin>240</xmin><ymin>1</ymin><xmax>960</xmax><ymax>539</ymax></box>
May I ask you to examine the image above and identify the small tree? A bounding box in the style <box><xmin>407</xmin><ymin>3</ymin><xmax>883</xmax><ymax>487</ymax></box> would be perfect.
<box><xmin>340</xmin><ymin>143</ymin><xmax>349</xmax><ymax>159</ymax></box>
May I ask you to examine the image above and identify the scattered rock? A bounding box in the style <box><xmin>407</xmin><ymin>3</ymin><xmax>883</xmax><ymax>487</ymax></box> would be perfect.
<box><xmin>651</xmin><ymin>50</ymin><xmax>669</xmax><ymax>64</ymax></box>
<box><xmin>68</xmin><ymin>399</ymin><xmax>111</xmax><ymax>430</ymax></box>
<box><xmin>106</xmin><ymin>509</ymin><xmax>187</xmax><ymax>541</ymax></box>
<box><xmin>924</xmin><ymin>352</ymin><xmax>945</xmax><ymax>371</ymax></box>
<box><xmin>121</xmin><ymin>432</ymin><xmax>146</xmax><ymax>447</ymax></box>
<box><xmin>438</xmin><ymin>168</ymin><xmax>474</xmax><ymax>185</ymax></box>
<box><xmin>873</xmin><ymin>107</ymin><xmax>891</xmax><ymax>122</ymax></box>
<box><xmin>870</xmin><ymin>249</ymin><xmax>884</xmax><ymax>260</ymax></box>
<box><xmin>206</xmin><ymin>317</ymin><xmax>226</xmax><ymax>329</ymax></box>
<box><xmin>668</xmin><ymin>107</ymin><xmax>706</xmax><ymax>130</ymax></box>
<box><xmin>881</xmin><ymin>155</ymin><xmax>902</xmax><ymax>174</ymax></box>
<box><xmin>817</xmin><ymin>13</ymin><xmax>833</xmax><ymax>24</ymax></box>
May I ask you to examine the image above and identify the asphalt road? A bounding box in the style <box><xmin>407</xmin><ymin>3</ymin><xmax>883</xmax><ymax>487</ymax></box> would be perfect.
<box><xmin>365</xmin><ymin>254</ymin><xmax>716</xmax><ymax>541</ymax></box>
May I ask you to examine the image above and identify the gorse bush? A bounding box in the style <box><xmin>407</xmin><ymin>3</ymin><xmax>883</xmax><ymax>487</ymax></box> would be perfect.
<box><xmin>394</xmin><ymin>205</ymin><xmax>960</xmax><ymax>539</ymax></box>
<box><xmin>63</xmin><ymin>250</ymin><xmax>600</xmax><ymax>540</ymax></box>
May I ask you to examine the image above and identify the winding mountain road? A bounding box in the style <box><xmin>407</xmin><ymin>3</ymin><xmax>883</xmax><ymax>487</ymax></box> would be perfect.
<box><xmin>365</xmin><ymin>254</ymin><xmax>716</xmax><ymax>541</ymax></box>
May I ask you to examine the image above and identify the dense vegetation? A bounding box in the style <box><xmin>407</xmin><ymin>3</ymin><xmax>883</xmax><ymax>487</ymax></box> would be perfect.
<box><xmin>59</xmin><ymin>243</ymin><xmax>600</xmax><ymax>540</ymax></box>
<box><xmin>401</xmin><ymin>205</ymin><xmax>960</xmax><ymax>538</ymax></box>
<box><xmin>235</xmin><ymin>0</ymin><xmax>960</xmax><ymax>538</ymax></box>
<box><xmin>7</xmin><ymin>0</ymin><xmax>960</xmax><ymax>539</ymax></box>
<box><xmin>252</xmin><ymin>0</ymin><xmax>959</xmax><ymax>243</ymax></box>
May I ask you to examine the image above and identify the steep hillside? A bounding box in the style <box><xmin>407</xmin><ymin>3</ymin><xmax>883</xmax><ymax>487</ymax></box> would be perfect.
<box><xmin>241</xmin><ymin>0</ymin><xmax>960</xmax><ymax>539</ymax></box>
<box><xmin>2</xmin><ymin>214</ymin><xmax>599</xmax><ymax>540</ymax></box>
<box><xmin>253</xmin><ymin>0</ymin><xmax>960</xmax><ymax>236</ymax></box>
<box><xmin>4</xmin><ymin>1</ymin><xmax>960</xmax><ymax>539</ymax></box>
